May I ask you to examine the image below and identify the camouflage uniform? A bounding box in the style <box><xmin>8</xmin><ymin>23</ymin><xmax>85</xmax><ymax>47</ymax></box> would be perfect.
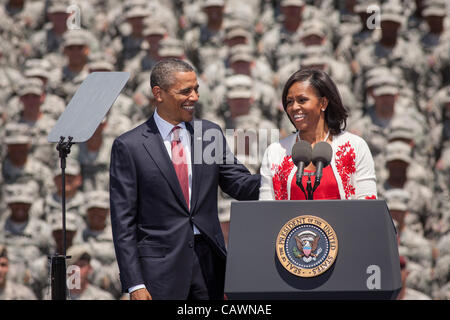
<box><xmin>183</xmin><ymin>0</ymin><xmax>228</xmax><ymax>73</ymax></box>
<box><xmin>81</xmin><ymin>190</ymin><xmax>121</xmax><ymax>298</ymax></box>
<box><xmin>0</xmin><ymin>244</ymin><xmax>36</xmax><ymax>300</ymax></box>
<box><xmin>42</xmin><ymin>159</ymin><xmax>86</xmax><ymax>222</ymax></box>
<box><xmin>78</xmin><ymin>131</ymin><xmax>114</xmax><ymax>192</ymax></box>
<box><xmin>0</xmin><ymin>182</ymin><xmax>52</xmax><ymax>288</ymax></box>
<box><xmin>354</xmin><ymin>2</ymin><xmax>427</xmax><ymax>96</ymax></box>
<box><xmin>384</xmin><ymin>189</ymin><xmax>433</xmax><ymax>296</ymax></box>
<box><xmin>66</xmin><ymin>244</ymin><xmax>115</xmax><ymax>300</ymax></box>
<box><xmin>378</xmin><ymin>142</ymin><xmax>435</xmax><ymax>237</ymax></box>
<box><xmin>1</xmin><ymin>122</ymin><xmax>53</xmax><ymax>197</ymax></box>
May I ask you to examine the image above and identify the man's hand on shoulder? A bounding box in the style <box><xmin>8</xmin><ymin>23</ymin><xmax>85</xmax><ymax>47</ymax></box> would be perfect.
<box><xmin>130</xmin><ymin>288</ymin><xmax>152</xmax><ymax>300</ymax></box>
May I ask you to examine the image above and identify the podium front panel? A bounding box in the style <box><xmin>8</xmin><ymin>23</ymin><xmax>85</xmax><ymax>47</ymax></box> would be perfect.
<box><xmin>225</xmin><ymin>200</ymin><xmax>401</xmax><ymax>299</ymax></box>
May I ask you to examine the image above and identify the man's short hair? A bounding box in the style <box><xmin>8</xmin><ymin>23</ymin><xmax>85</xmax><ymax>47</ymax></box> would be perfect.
<box><xmin>150</xmin><ymin>58</ymin><xmax>195</xmax><ymax>90</ymax></box>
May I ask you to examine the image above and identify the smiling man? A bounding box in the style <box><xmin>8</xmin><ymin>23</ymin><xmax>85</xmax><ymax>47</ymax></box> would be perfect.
<box><xmin>109</xmin><ymin>58</ymin><xmax>260</xmax><ymax>300</ymax></box>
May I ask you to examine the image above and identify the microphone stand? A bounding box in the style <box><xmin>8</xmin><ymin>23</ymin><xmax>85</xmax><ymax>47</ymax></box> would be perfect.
<box><xmin>296</xmin><ymin>168</ymin><xmax>308</xmax><ymax>200</ymax></box>
<box><xmin>306</xmin><ymin>173</ymin><xmax>314</xmax><ymax>200</ymax></box>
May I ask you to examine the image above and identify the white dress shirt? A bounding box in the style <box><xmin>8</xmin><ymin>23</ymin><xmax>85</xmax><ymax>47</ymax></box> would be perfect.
<box><xmin>129</xmin><ymin>109</ymin><xmax>200</xmax><ymax>294</ymax></box>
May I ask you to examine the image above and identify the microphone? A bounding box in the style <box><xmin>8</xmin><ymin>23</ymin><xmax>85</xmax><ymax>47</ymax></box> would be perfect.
<box><xmin>311</xmin><ymin>141</ymin><xmax>333</xmax><ymax>191</ymax></box>
<box><xmin>291</xmin><ymin>140</ymin><xmax>312</xmax><ymax>198</ymax></box>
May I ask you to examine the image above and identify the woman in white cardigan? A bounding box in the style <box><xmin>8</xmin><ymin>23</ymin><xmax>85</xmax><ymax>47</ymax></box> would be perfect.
<box><xmin>260</xmin><ymin>69</ymin><xmax>377</xmax><ymax>200</ymax></box>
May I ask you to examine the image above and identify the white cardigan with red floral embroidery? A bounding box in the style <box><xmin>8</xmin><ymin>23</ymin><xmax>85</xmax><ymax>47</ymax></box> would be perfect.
<box><xmin>259</xmin><ymin>131</ymin><xmax>377</xmax><ymax>200</ymax></box>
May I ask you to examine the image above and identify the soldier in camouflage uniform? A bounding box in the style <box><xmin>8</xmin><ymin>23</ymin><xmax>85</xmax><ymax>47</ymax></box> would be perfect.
<box><xmin>0</xmin><ymin>41</ymin><xmax>23</xmax><ymax>108</ymax></box>
<box><xmin>22</xmin><ymin>59</ymin><xmax>66</xmax><ymax>121</ymax></box>
<box><xmin>0</xmin><ymin>244</ymin><xmax>36</xmax><ymax>300</ymax></box>
<box><xmin>354</xmin><ymin>1</ymin><xmax>427</xmax><ymax>97</ymax></box>
<box><xmin>42</xmin><ymin>158</ymin><xmax>85</xmax><ymax>222</ymax></box>
<box><xmin>57</xmin><ymin>30</ymin><xmax>93</xmax><ymax>102</ymax></box>
<box><xmin>335</xmin><ymin>0</ymin><xmax>378</xmax><ymax>68</ymax></box>
<box><xmin>29</xmin><ymin>1</ymin><xmax>70</xmax><ymax>59</ymax></box>
<box><xmin>115</xmin><ymin>4</ymin><xmax>151</xmax><ymax>68</ymax></box>
<box><xmin>65</xmin><ymin>244</ymin><xmax>115</xmax><ymax>300</ymax></box>
<box><xmin>124</xmin><ymin>23</ymin><xmax>168</xmax><ymax>90</ymax></box>
<box><xmin>81</xmin><ymin>190</ymin><xmax>121</xmax><ymax>298</ymax></box>
<box><xmin>77</xmin><ymin>117</ymin><xmax>114</xmax><ymax>192</ymax></box>
<box><xmin>379</xmin><ymin>141</ymin><xmax>435</xmax><ymax>238</ymax></box>
<box><xmin>0</xmin><ymin>182</ymin><xmax>52</xmax><ymax>288</ymax></box>
<box><xmin>183</xmin><ymin>0</ymin><xmax>228</xmax><ymax>73</ymax></box>
<box><xmin>1</xmin><ymin>122</ymin><xmax>53</xmax><ymax>197</ymax></box>
<box><xmin>397</xmin><ymin>256</ymin><xmax>432</xmax><ymax>300</ymax></box>
<box><xmin>384</xmin><ymin>190</ymin><xmax>433</xmax><ymax>298</ymax></box>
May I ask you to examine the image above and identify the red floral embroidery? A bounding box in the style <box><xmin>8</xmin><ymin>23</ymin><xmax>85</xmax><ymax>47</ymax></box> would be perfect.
<box><xmin>272</xmin><ymin>156</ymin><xmax>294</xmax><ymax>200</ymax></box>
<box><xmin>335</xmin><ymin>141</ymin><xmax>356</xmax><ymax>199</ymax></box>
<box><xmin>365</xmin><ymin>195</ymin><xmax>377</xmax><ymax>199</ymax></box>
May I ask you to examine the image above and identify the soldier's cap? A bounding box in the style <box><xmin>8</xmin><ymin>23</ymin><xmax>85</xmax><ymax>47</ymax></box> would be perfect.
<box><xmin>226</xmin><ymin>27</ymin><xmax>251</xmax><ymax>40</ymax></box>
<box><xmin>143</xmin><ymin>24</ymin><xmax>166</xmax><ymax>37</ymax></box>
<box><xmin>380</xmin><ymin>2</ymin><xmax>404</xmax><ymax>24</ymax></box>
<box><xmin>85</xmin><ymin>190</ymin><xmax>110</xmax><ymax>210</ymax></box>
<box><xmin>366</xmin><ymin>74</ymin><xmax>398</xmax><ymax>89</ymax></box>
<box><xmin>225</xmin><ymin>74</ymin><xmax>253</xmax><ymax>89</ymax></box>
<box><xmin>125</xmin><ymin>6</ymin><xmax>151</xmax><ymax>19</ymax></box>
<box><xmin>366</xmin><ymin>65</ymin><xmax>392</xmax><ymax>79</ymax></box>
<box><xmin>229</xmin><ymin>44</ymin><xmax>255</xmax><ymax>57</ymax></box>
<box><xmin>18</xmin><ymin>78</ymin><xmax>44</xmax><ymax>96</ymax></box>
<box><xmin>373</xmin><ymin>85</ymin><xmax>399</xmax><ymax>97</ymax></box>
<box><xmin>227</xmin><ymin>88</ymin><xmax>253</xmax><ymax>99</ymax></box>
<box><xmin>388</xmin><ymin>117</ymin><xmax>418</xmax><ymax>141</ymax></box>
<box><xmin>48</xmin><ymin>210</ymin><xmax>79</xmax><ymax>232</ymax></box>
<box><xmin>48</xmin><ymin>3</ymin><xmax>68</xmax><ymax>14</ymax></box>
<box><xmin>201</xmin><ymin>0</ymin><xmax>225</xmax><ymax>8</ymax></box>
<box><xmin>158</xmin><ymin>38</ymin><xmax>185</xmax><ymax>58</ymax></box>
<box><xmin>299</xmin><ymin>45</ymin><xmax>328</xmax><ymax>59</ymax></box>
<box><xmin>67</xmin><ymin>244</ymin><xmax>91</xmax><ymax>264</ymax></box>
<box><xmin>25</xmin><ymin>58</ymin><xmax>51</xmax><ymax>71</ymax></box>
<box><xmin>53</xmin><ymin>158</ymin><xmax>81</xmax><ymax>177</ymax></box>
<box><xmin>384</xmin><ymin>188</ymin><xmax>410</xmax><ymax>212</ymax></box>
<box><xmin>4</xmin><ymin>182</ymin><xmax>37</xmax><ymax>204</ymax></box>
<box><xmin>385</xmin><ymin>141</ymin><xmax>412</xmax><ymax>164</ymax></box>
<box><xmin>299</xmin><ymin>22</ymin><xmax>326</xmax><ymax>39</ymax></box>
<box><xmin>63</xmin><ymin>30</ymin><xmax>89</xmax><ymax>47</ymax></box>
<box><xmin>229</xmin><ymin>52</ymin><xmax>253</xmax><ymax>63</ymax></box>
<box><xmin>354</xmin><ymin>1</ymin><xmax>380</xmax><ymax>13</ymax></box>
<box><xmin>422</xmin><ymin>0</ymin><xmax>447</xmax><ymax>17</ymax></box>
<box><xmin>88</xmin><ymin>60</ymin><xmax>114</xmax><ymax>71</ymax></box>
<box><xmin>3</xmin><ymin>122</ymin><xmax>32</xmax><ymax>145</ymax></box>
<box><xmin>281</xmin><ymin>0</ymin><xmax>305</xmax><ymax>7</ymax></box>
<box><xmin>25</xmin><ymin>68</ymin><xmax>51</xmax><ymax>79</ymax></box>
<box><xmin>301</xmin><ymin>55</ymin><xmax>329</xmax><ymax>67</ymax></box>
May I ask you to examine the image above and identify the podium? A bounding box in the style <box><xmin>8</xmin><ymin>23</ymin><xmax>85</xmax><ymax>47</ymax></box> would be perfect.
<box><xmin>224</xmin><ymin>200</ymin><xmax>401</xmax><ymax>300</ymax></box>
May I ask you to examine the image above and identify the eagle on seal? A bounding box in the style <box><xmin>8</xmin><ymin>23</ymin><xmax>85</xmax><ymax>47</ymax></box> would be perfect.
<box><xmin>294</xmin><ymin>231</ymin><xmax>320</xmax><ymax>258</ymax></box>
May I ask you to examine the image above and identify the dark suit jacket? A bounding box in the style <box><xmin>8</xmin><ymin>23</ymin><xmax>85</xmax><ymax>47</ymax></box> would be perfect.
<box><xmin>109</xmin><ymin>115</ymin><xmax>260</xmax><ymax>299</ymax></box>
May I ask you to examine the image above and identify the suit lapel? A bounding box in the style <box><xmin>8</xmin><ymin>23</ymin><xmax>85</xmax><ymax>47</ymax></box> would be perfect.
<box><xmin>142</xmin><ymin>115</ymin><xmax>189</xmax><ymax>213</ymax></box>
<box><xmin>186</xmin><ymin>120</ymin><xmax>203</xmax><ymax>214</ymax></box>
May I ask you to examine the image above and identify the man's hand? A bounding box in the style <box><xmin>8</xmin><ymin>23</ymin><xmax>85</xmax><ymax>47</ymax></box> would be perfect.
<box><xmin>130</xmin><ymin>288</ymin><xmax>152</xmax><ymax>300</ymax></box>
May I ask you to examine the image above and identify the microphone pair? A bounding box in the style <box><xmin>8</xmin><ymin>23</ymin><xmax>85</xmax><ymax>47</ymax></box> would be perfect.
<box><xmin>291</xmin><ymin>140</ymin><xmax>333</xmax><ymax>199</ymax></box>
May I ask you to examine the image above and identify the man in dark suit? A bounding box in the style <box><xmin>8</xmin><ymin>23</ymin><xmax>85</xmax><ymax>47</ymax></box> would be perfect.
<box><xmin>110</xmin><ymin>59</ymin><xmax>260</xmax><ymax>300</ymax></box>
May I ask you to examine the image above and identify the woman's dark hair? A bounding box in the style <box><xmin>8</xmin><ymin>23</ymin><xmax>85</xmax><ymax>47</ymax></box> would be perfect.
<box><xmin>281</xmin><ymin>69</ymin><xmax>348</xmax><ymax>135</ymax></box>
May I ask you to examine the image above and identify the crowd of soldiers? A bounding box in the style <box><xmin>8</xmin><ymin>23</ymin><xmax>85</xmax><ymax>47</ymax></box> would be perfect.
<box><xmin>0</xmin><ymin>0</ymin><xmax>449</xmax><ymax>300</ymax></box>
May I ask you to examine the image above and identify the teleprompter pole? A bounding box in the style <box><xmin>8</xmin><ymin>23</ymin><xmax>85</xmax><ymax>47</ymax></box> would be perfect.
<box><xmin>50</xmin><ymin>136</ymin><xmax>74</xmax><ymax>300</ymax></box>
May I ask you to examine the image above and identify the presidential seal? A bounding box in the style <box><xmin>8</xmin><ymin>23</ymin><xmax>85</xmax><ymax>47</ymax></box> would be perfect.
<box><xmin>276</xmin><ymin>215</ymin><xmax>338</xmax><ymax>277</ymax></box>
